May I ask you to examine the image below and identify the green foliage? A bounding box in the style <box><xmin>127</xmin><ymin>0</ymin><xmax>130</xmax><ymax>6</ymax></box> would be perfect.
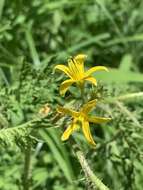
<box><xmin>0</xmin><ymin>0</ymin><xmax>143</xmax><ymax>190</ymax></box>
<box><xmin>0</xmin><ymin>124</ymin><xmax>31</xmax><ymax>147</ymax></box>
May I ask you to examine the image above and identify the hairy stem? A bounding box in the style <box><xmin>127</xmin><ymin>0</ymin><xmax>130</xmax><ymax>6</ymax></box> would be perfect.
<box><xmin>77</xmin><ymin>81</ymin><xmax>110</xmax><ymax>189</ymax></box>
<box><xmin>106</xmin><ymin>92</ymin><xmax>143</xmax><ymax>103</ymax></box>
<box><xmin>72</xmin><ymin>143</ymin><xmax>110</xmax><ymax>190</ymax></box>
<box><xmin>22</xmin><ymin>143</ymin><xmax>32</xmax><ymax>190</ymax></box>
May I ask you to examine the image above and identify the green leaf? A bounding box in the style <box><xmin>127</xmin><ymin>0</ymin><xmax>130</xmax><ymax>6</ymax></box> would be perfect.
<box><xmin>0</xmin><ymin>0</ymin><xmax>5</xmax><ymax>19</ymax></box>
<box><xmin>95</xmin><ymin>68</ymin><xmax>143</xmax><ymax>83</ymax></box>
<box><xmin>25</xmin><ymin>24</ymin><xmax>41</xmax><ymax>69</ymax></box>
<box><xmin>119</xmin><ymin>54</ymin><xmax>132</xmax><ymax>71</ymax></box>
<box><xmin>39</xmin><ymin>129</ymin><xmax>75</xmax><ymax>184</ymax></box>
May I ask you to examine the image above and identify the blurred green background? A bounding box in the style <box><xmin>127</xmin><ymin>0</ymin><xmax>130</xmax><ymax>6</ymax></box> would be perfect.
<box><xmin>0</xmin><ymin>0</ymin><xmax>143</xmax><ymax>190</ymax></box>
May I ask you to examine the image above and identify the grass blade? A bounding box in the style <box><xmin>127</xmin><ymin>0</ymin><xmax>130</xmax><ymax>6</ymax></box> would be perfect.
<box><xmin>25</xmin><ymin>24</ymin><xmax>41</xmax><ymax>68</ymax></box>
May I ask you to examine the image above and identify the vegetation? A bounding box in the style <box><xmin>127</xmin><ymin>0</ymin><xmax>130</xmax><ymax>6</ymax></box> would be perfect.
<box><xmin>0</xmin><ymin>0</ymin><xmax>143</xmax><ymax>190</ymax></box>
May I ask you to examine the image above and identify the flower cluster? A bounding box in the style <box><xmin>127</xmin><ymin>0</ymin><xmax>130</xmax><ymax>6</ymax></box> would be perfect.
<box><xmin>55</xmin><ymin>54</ymin><xmax>111</xmax><ymax>146</ymax></box>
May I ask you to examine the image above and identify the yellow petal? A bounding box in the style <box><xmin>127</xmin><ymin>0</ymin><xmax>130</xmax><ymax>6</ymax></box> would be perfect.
<box><xmin>54</xmin><ymin>64</ymin><xmax>72</xmax><ymax>78</ymax></box>
<box><xmin>68</xmin><ymin>59</ymin><xmax>79</xmax><ymax>80</ymax></box>
<box><xmin>60</xmin><ymin>79</ymin><xmax>74</xmax><ymax>95</ymax></box>
<box><xmin>74</xmin><ymin>54</ymin><xmax>87</xmax><ymax>63</ymax></box>
<box><xmin>61</xmin><ymin>123</ymin><xmax>78</xmax><ymax>141</ymax></box>
<box><xmin>68</xmin><ymin>58</ymin><xmax>84</xmax><ymax>80</ymax></box>
<box><xmin>84</xmin><ymin>76</ymin><xmax>97</xmax><ymax>86</ymax></box>
<box><xmin>81</xmin><ymin>119</ymin><xmax>96</xmax><ymax>146</ymax></box>
<box><xmin>88</xmin><ymin>116</ymin><xmax>111</xmax><ymax>124</ymax></box>
<box><xmin>81</xmin><ymin>99</ymin><xmax>97</xmax><ymax>114</ymax></box>
<box><xmin>57</xmin><ymin>106</ymin><xmax>79</xmax><ymax>117</ymax></box>
<box><xmin>85</xmin><ymin>66</ymin><xmax>109</xmax><ymax>77</ymax></box>
<box><xmin>74</xmin><ymin>54</ymin><xmax>87</xmax><ymax>74</ymax></box>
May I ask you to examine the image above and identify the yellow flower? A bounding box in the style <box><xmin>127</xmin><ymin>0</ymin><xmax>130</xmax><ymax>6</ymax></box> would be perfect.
<box><xmin>55</xmin><ymin>54</ymin><xmax>108</xmax><ymax>95</ymax></box>
<box><xmin>57</xmin><ymin>100</ymin><xmax>111</xmax><ymax>146</ymax></box>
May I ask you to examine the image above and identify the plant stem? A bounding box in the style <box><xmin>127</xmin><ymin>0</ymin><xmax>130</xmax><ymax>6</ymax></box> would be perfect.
<box><xmin>105</xmin><ymin>92</ymin><xmax>143</xmax><ymax>103</ymax></box>
<box><xmin>72</xmin><ymin>143</ymin><xmax>110</xmax><ymax>190</ymax></box>
<box><xmin>22</xmin><ymin>143</ymin><xmax>32</xmax><ymax>190</ymax></box>
<box><xmin>80</xmin><ymin>83</ymin><xmax>85</xmax><ymax>104</ymax></box>
<box><xmin>117</xmin><ymin>92</ymin><xmax>143</xmax><ymax>101</ymax></box>
<box><xmin>77</xmin><ymin>81</ymin><xmax>110</xmax><ymax>189</ymax></box>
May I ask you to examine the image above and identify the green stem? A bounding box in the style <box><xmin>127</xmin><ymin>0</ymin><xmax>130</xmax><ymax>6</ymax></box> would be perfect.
<box><xmin>22</xmin><ymin>143</ymin><xmax>32</xmax><ymax>190</ymax></box>
<box><xmin>80</xmin><ymin>82</ymin><xmax>85</xmax><ymax>104</ymax></box>
<box><xmin>116</xmin><ymin>92</ymin><xmax>143</xmax><ymax>101</ymax></box>
<box><xmin>77</xmin><ymin>81</ymin><xmax>110</xmax><ymax>189</ymax></box>
<box><xmin>105</xmin><ymin>92</ymin><xmax>143</xmax><ymax>103</ymax></box>
<box><xmin>72</xmin><ymin>143</ymin><xmax>110</xmax><ymax>190</ymax></box>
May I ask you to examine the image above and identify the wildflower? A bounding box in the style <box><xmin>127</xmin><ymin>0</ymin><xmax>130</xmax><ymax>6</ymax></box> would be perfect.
<box><xmin>55</xmin><ymin>54</ymin><xmax>108</xmax><ymax>95</ymax></box>
<box><xmin>57</xmin><ymin>100</ymin><xmax>111</xmax><ymax>145</ymax></box>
